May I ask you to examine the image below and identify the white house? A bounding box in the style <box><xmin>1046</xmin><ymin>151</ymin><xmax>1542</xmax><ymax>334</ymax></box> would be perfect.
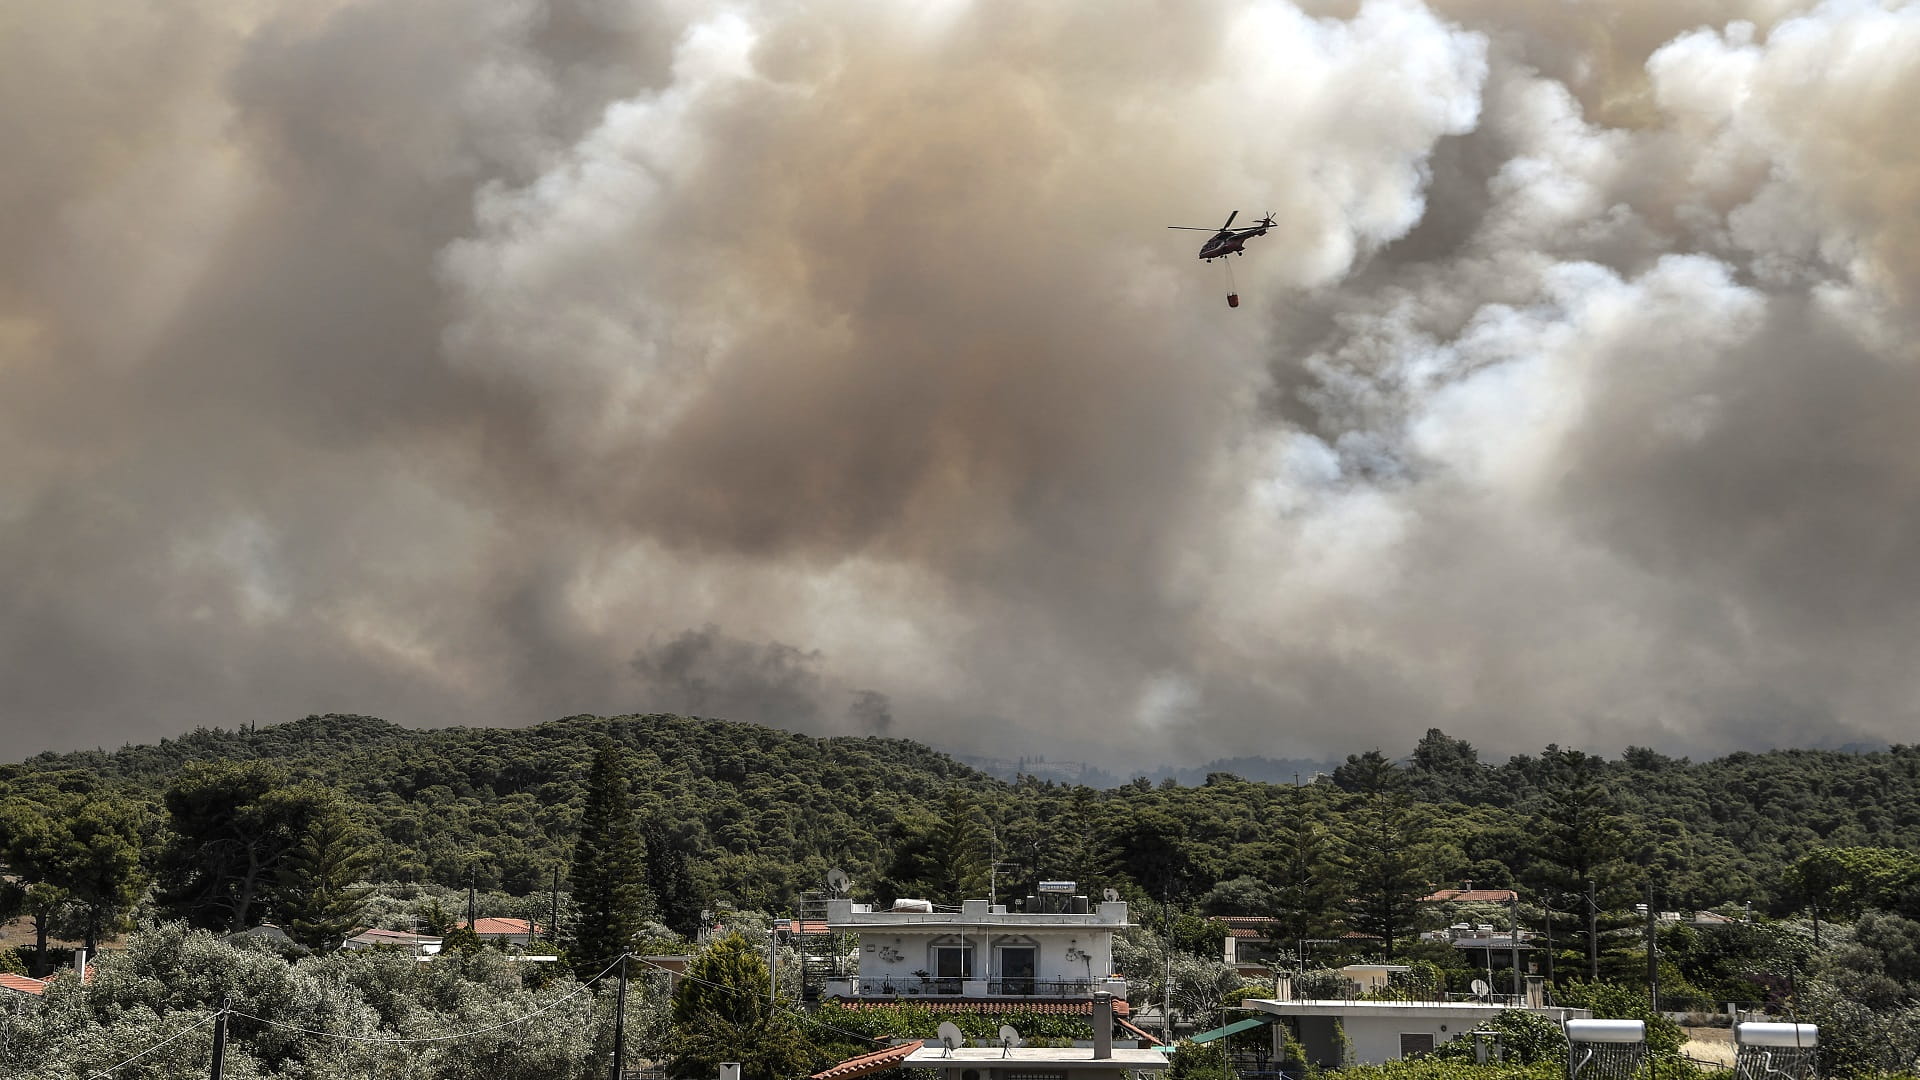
<box><xmin>824</xmin><ymin>884</ymin><xmax>1130</xmax><ymax>1001</ymax></box>
<box><xmin>1244</xmin><ymin>997</ymin><xmax>1587</xmax><ymax>1067</ymax></box>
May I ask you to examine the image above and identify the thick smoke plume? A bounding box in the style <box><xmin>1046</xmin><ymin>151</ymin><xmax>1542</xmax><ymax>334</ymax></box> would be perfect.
<box><xmin>3</xmin><ymin>0</ymin><xmax>1918</xmax><ymax>765</ymax></box>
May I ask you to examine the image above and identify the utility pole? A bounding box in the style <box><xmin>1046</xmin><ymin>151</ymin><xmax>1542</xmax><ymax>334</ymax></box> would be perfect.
<box><xmin>209</xmin><ymin>996</ymin><xmax>229</xmax><ymax>1080</ymax></box>
<box><xmin>1510</xmin><ymin>892</ymin><xmax>1522</xmax><ymax>1003</ymax></box>
<box><xmin>1543</xmin><ymin>893</ymin><xmax>1555</xmax><ymax>989</ymax></box>
<box><xmin>1647</xmin><ymin>883</ymin><xmax>1659</xmax><ymax>1080</ymax></box>
<box><xmin>768</xmin><ymin>927</ymin><xmax>779</xmax><ymax>1013</ymax></box>
<box><xmin>1646</xmin><ymin>882</ymin><xmax>1659</xmax><ymax>1011</ymax></box>
<box><xmin>551</xmin><ymin>865</ymin><xmax>561</xmax><ymax>946</ymax></box>
<box><xmin>1585</xmin><ymin>879</ymin><xmax>1600</xmax><ymax>980</ymax></box>
<box><xmin>609</xmin><ymin>955</ymin><xmax>628</xmax><ymax>1080</ymax></box>
<box><xmin>1162</xmin><ymin>891</ymin><xmax>1175</xmax><ymax>1043</ymax></box>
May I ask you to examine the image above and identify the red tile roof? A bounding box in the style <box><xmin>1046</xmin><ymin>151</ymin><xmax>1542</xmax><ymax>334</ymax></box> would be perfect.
<box><xmin>1421</xmin><ymin>888</ymin><xmax>1518</xmax><ymax>903</ymax></box>
<box><xmin>776</xmin><ymin>918</ymin><xmax>832</xmax><ymax>935</ymax></box>
<box><xmin>811</xmin><ymin>1040</ymin><xmax>923</xmax><ymax>1080</ymax></box>
<box><xmin>828</xmin><ymin>999</ymin><xmax>1129</xmax><ymax>1017</ymax></box>
<box><xmin>462</xmin><ymin>917</ymin><xmax>533</xmax><ymax>936</ymax></box>
<box><xmin>0</xmin><ymin>973</ymin><xmax>48</xmax><ymax>996</ymax></box>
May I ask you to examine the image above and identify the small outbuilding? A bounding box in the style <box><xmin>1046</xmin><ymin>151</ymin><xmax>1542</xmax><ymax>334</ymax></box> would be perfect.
<box><xmin>1244</xmin><ymin>997</ymin><xmax>1587</xmax><ymax>1067</ymax></box>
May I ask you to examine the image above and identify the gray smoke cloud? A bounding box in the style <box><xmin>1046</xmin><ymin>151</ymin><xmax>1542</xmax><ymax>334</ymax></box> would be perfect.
<box><xmin>3</xmin><ymin>0</ymin><xmax>1917</xmax><ymax>767</ymax></box>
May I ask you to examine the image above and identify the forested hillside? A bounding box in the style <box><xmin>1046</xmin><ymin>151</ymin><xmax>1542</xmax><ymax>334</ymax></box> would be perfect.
<box><xmin>12</xmin><ymin>716</ymin><xmax>1920</xmax><ymax>1078</ymax></box>
<box><xmin>5</xmin><ymin>715</ymin><xmax>1920</xmax><ymax>920</ymax></box>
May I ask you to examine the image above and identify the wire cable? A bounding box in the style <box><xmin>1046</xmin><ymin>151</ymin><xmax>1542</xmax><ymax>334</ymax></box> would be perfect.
<box><xmin>82</xmin><ymin>1011</ymin><xmax>220</xmax><ymax>1080</ymax></box>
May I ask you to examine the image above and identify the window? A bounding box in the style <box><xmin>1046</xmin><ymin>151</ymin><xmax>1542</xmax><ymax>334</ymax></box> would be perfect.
<box><xmin>933</xmin><ymin>945</ymin><xmax>973</xmax><ymax>980</ymax></box>
<box><xmin>997</xmin><ymin>946</ymin><xmax>1037</xmax><ymax>994</ymax></box>
<box><xmin>1400</xmin><ymin>1034</ymin><xmax>1436</xmax><ymax>1058</ymax></box>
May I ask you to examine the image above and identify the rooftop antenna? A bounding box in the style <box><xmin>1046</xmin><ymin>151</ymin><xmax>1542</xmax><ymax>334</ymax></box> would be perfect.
<box><xmin>826</xmin><ymin>868</ymin><xmax>851</xmax><ymax>898</ymax></box>
<box><xmin>999</xmin><ymin>1025</ymin><xmax>1023</xmax><ymax>1058</ymax></box>
<box><xmin>937</xmin><ymin>1022</ymin><xmax>965</xmax><ymax>1058</ymax></box>
<box><xmin>1103</xmin><ymin>888</ymin><xmax>1120</xmax><ymax>903</ymax></box>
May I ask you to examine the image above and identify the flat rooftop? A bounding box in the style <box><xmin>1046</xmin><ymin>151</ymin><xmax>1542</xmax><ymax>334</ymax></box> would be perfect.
<box><xmin>905</xmin><ymin>1047</ymin><xmax>1169</xmax><ymax>1069</ymax></box>
<box><xmin>1246</xmin><ymin>999</ymin><xmax>1587</xmax><ymax>1019</ymax></box>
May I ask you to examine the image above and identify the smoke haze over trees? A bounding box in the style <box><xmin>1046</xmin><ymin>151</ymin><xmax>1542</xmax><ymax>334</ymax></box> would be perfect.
<box><xmin>5</xmin><ymin>0</ymin><xmax>1920</xmax><ymax>766</ymax></box>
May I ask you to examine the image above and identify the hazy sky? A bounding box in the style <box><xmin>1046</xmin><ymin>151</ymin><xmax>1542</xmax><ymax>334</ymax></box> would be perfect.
<box><xmin>4</xmin><ymin>0</ymin><xmax>1918</xmax><ymax>767</ymax></box>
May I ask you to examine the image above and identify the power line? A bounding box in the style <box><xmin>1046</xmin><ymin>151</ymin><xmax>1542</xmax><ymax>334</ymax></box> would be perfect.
<box><xmin>82</xmin><ymin>1011</ymin><xmax>221</xmax><ymax>1080</ymax></box>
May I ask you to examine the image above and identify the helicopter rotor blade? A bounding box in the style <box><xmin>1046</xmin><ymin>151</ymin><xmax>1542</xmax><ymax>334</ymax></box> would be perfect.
<box><xmin>1168</xmin><ymin>226</ymin><xmax>1222</xmax><ymax>231</ymax></box>
<box><xmin>1220</xmin><ymin>210</ymin><xmax>1239</xmax><ymax>230</ymax></box>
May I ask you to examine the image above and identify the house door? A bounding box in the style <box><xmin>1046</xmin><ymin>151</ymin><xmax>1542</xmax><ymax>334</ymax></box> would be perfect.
<box><xmin>998</xmin><ymin>946</ymin><xmax>1036</xmax><ymax>994</ymax></box>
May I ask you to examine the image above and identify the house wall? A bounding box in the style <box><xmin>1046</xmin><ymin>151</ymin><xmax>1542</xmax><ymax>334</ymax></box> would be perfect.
<box><xmin>1254</xmin><ymin>1001</ymin><xmax>1587</xmax><ymax>1068</ymax></box>
<box><xmin>856</xmin><ymin>926</ymin><xmax>1112</xmax><ymax>989</ymax></box>
<box><xmin>829</xmin><ymin>898</ymin><xmax>1128</xmax><ymax>996</ymax></box>
<box><xmin>1339</xmin><ymin>1016</ymin><xmax>1470</xmax><ymax>1065</ymax></box>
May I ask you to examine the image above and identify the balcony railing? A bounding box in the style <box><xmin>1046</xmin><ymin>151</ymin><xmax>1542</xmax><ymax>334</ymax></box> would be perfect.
<box><xmin>840</xmin><ymin>976</ymin><xmax>1114</xmax><ymax>998</ymax></box>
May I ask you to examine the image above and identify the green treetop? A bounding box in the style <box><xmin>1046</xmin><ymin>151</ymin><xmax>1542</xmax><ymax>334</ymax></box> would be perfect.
<box><xmin>569</xmin><ymin>741</ymin><xmax>650</xmax><ymax>980</ymax></box>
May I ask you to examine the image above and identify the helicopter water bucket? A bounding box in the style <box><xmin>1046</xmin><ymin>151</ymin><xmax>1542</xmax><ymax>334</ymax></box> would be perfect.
<box><xmin>1226</xmin><ymin>293</ymin><xmax>1239</xmax><ymax>308</ymax></box>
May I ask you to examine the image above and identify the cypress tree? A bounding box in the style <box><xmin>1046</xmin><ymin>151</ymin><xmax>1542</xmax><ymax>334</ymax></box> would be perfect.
<box><xmin>569</xmin><ymin>741</ymin><xmax>650</xmax><ymax>980</ymax></box>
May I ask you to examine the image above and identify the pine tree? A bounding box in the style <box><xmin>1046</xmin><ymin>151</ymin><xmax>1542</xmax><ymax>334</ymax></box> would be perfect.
<box><xmin>644</xmin><ymin>822</ymin><xmax>701</xmax><ymax>939</ymax></box>
<box><xmin>923</xmin><ymin>790</ymin><xmax>990</xmax><ymax>900</ymax></box>
<box><xmin>877</xmin><ymin>789</ymin><xmax>990</xmax><ymax>904</ymax></box>
<box><xmin>1337</xmin><ymin>751</ymin><xmax>1436</xmax><ymax>960</ymax></box>
<box><xmin>273</xmin><ymin>802</ymin><xmax>373</xmax><ymax>951</ymax></box>
<box><xmin>569</xmin><ymin>741</ymin><xmax>650</xmax><ymax>979</ymax></box>
<box><xmin>1525</xmin><ymin>748</ymin><xmax>1637</xmax><ymax>979</ymax></box>
<box><xmin>667</xmin><ymin>932</ymin><xmax>811</xmax><ymax>1080</ymax></box>
<box><xmin>1261</xmin><ymin>813</ymin><xmax>1346</xmax><ymax>960</ymax></box>
<box><xmin>2</xmin><ymin>794</ymin><xmax>150</xmax><ymax>955</ymax></box>
<box><xmin>157</xmin><ymin>761</ymin><xmax>333</xmax><ymax>931</ymax></box>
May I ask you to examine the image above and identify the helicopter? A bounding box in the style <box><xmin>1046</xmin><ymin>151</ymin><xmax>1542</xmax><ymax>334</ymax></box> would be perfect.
<box><xmin>1167</xmin><ymin>210</ymin><xmax>1277</xmax><ymax>261</ymax></box>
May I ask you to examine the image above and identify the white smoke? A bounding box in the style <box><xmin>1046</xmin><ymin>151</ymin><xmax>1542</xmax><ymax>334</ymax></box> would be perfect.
<box><xmin>2</xmin><ymin>0</ymin><xmax>1918</xmax><ymax>765</ymax></box>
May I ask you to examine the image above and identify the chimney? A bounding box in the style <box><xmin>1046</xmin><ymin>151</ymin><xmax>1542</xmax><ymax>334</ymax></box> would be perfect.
<box><xmin>1093</xmin><ymin>991</ymin><xmax>1113</xmax><ymax>1059</ymax></box>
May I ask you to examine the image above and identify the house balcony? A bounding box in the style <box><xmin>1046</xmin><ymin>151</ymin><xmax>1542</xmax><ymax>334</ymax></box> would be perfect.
<box><xmin>824</xmin><ymin>975</ymin><xmax>1129</xmax><ymax>1000</ymax></box>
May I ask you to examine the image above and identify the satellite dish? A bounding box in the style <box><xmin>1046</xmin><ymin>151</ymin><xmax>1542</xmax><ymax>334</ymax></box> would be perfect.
<box><xmin>1102</xmin><ymin>888</ymin><xmax>1120</xmax><ymax>903</ymax></box>
<box><xmin>1470</xmin><ymin>979</ymin><xmax>1491</xmax><ymax>999</ymax></box>
<box><xmin>937</xmin><ymin>1022</ymin><xmax>965</xmax><ymax>1056</ymax></box>
<box><xmin>826</xmin><ymin>868</ymin><xmax>852</xmax><ymax>897</ymax></box>
<box><xmin>999</xmin><ymin>1025</ymin><xmax>1023</xmax><ymax>1056</ymax></box>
